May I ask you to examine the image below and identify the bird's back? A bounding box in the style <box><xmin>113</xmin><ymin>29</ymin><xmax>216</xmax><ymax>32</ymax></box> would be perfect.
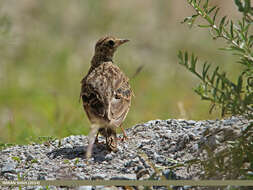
<box><xmin>81</xmin><ymin>62</ymin><xmax>132</xmax><ymax>127</ymax></box>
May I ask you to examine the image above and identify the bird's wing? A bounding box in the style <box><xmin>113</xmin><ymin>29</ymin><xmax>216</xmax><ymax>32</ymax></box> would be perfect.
<box><xmin>108</xmin><ymin>74</ymin><xmax>131</xmax><ymax>126</ymax></box>
<box><xmin>81</xmin><ymin>62</ymin><xmax>132</xmax><ymax>126</ymax></box>
<box><xmin>81</xmin><ymin>63</ymin><xmax>111</xmax><ymax>119</ymax></box>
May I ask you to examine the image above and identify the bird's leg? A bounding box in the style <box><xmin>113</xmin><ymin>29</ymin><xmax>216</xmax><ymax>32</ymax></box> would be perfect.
<box><xmin>118</xmin><ymin>125</ymin><xmax>128</xmax><ymax>142</ymax></box>
<box><xmin>86</xmin><ymin>124</ymin><xmax>99</xmax><ymax>161</ymax></box>
<box><xmin>94</xmin><ymin>132</ymin><xmax>100</xmax><ymax>144</ymax></box>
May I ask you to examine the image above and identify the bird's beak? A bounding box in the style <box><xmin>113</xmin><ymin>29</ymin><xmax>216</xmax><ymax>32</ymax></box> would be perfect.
<box><xmin>115</xmin><ymin>39</ymin><xmax>130</xmax><ymax>47</ymax></box>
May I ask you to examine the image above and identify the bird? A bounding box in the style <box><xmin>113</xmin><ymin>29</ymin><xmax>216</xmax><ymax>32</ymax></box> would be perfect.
<box><xmin>80</xmin><ymin>36</ymin><xmax>132</xmax><ymax>158</ymax></box>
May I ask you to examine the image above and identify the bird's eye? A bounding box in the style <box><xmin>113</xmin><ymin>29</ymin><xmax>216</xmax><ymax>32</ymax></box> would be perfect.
<box><xmin>108</xmin><ymin>40</ymin><xmax>115</xmax><ymax>46</ymax></box>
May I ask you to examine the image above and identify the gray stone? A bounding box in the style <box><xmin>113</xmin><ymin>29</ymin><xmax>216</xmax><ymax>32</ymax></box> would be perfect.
<box><xmin>95</xmin><ymin>186</ymin><xmax>119</xmax><ymax>190</ymax></box>
<box><xmin>77</xmin><ymin>163</ymin><xmax>86</xmax><ymax>167</ymax></box>
<box><xmin>78</xmin><ymin>186</ymin><xmax>92</xmax><ymax>190</ymax></box>
<box><xmin>92</xmin><ymin>173</ymin><xmax>107</xmax><ymax>180</ymax></box>
<box><xmin>26</xmin><ymin>154</ymin><xmax>34</xmax><ymax>161</ymax></box>
<box><xmin>191</xmin><ymin>144</ymin><xmax>199</xmax><ymax>152</ymax></box>
<box><xmin>187</xmin><ymin>120</ymin><xmax>196</xmax><ymax>125</ymax></box>
<box><xmin>105</xmin><ymin>153</ymin><xmax>113</xmax><ymax>161</ymax></box>
<box><xmin>162</xmin><ymin>169</ymin><xmax>178</xmax><ymax>180</ymax></box>
<box><xmin>64</xmin><ymin>143</ymin><xmax>73</xmax><ymax>149</ymax></box>
<box><xmin>1</xmin><ymin>162</ymin><xmax>17</xmax><ymax>174</ymax></box>
<box><xmin>37</xmin><ymin>174</ymin><xmax>46</xmax><ymax>180</ymax></box>
<box><xmin>223</xmin><ymin>119</ymin><xmax>236</xmax><ymax>126</ymax></box>
<box><xmin>3</xmin><ymin>173</ymin><xmax>16</xmax><ymax>180</ymax></box>
<box><xmin>124</xmin><ymin>160</ymin><xmax>136</xmax><ymax>168</ymax></box>
<box><xmin>110</xmin><ymin>174</ymin><xmax>136</xmax><ymax>180</ymax></box>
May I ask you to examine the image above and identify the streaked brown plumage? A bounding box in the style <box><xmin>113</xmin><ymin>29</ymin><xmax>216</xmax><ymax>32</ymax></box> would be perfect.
<box><xmin>80</xmin><ymin>36</ymin><xmax>132</xmax><ymax>155</ymax></box>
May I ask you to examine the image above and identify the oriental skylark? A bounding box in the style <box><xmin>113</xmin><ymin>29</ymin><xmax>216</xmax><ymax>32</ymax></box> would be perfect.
<box><xmin>80</xmin><ymin>36</ymin><xmax>132</xmax><ymax>156</ymax></box>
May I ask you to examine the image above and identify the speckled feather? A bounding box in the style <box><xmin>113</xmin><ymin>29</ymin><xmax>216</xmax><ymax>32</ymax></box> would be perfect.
<box><xmin>81</xmin><ymin>61</ymin><xmax>132</xmax><ymax>127</ymax></box>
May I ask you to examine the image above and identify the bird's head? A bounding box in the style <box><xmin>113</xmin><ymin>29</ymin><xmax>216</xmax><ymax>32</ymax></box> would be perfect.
<box><xmin>94</xmin><ymin>36</ymin><xmax>129</xmax><ymax>59</ymax></box>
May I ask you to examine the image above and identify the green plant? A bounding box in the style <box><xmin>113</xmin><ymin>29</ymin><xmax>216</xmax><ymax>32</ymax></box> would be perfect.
<box><xmin>74</xmin><ymin>158</ymin><xmax>79</xmax><ymax>165</ymax></box>
<box><xmin>0</xmin><ymin>141</ymin><xmax>15</xmax><ymax>150</ymax></box>
<box><xmin>12</xmin><ymin>156</ymin><xmax>21</xmax><ymax>163</ymax></box>
<box><xmin>31</xmin><ymin>159</ymin><xmax>38</xmax><ymax>164</ymax></box>
<box><xmin>179</xmin><ymin>0</ymin><xmax>253</xmax><ymax>117</ymax></box>
<box><xmin>178</xmin><ymin>0</ymin><xmax>253</xmax><ymax>180</ymax></box>
<box><xmin>27</xmin><ymin>136</ymin><xmax>57</xmax><ymax>145</ymax></box>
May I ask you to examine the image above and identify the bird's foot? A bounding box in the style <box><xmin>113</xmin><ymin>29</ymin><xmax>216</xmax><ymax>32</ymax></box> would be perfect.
<box><xmin>117</xmin><ymin>135</ymin><xmax>128</xmax><ymax>142</ymax></box>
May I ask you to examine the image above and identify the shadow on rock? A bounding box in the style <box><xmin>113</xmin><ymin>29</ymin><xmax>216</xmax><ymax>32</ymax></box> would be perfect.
<box><xmin>47</xmin><ymin>143</ymin><xmax>109</xmax><ymax>162</ymax></box>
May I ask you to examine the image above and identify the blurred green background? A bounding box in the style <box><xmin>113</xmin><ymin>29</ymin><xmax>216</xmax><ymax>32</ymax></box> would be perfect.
<box><xmin>0</xmin><ymin>0</ymin><xmax>243</xmax><ymax>144</ymax></box>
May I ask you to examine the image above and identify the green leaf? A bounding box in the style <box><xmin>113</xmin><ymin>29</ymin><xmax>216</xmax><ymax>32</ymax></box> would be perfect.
<box><xmin>203</xmin><ymin>62</ymin><xmax>211</xmax><ymax>81</ymax></box>
<box><xmin>181</xmin><ymin>15</ymin><xmax>199</xmax><ymax>28</ymax></box>
<box><xmin>208</xmin><ymin>6</ymin><xmax>217</xmax><ymax>14</ymax></box>
<box><xmin>198</xmin><ymin>24</ymin><xmax>211</xmax><ymax>28</ymax></box>
<box><xmin>203</xmin><ymin>0</ymin><xmax>209</xmax><ymax>10</ymax></box>
<box><xmin>213</xmin><ymin>7</ymin><xmax>220</xmax><ymax>23</ymax></box>
<box><xmin>190</xmin><ymin>53</ymin><xmax>197</xmax><ymax>71</ymax></box>
<box><xmin>234</xmin><ymin>0</ymin><xmax>244</xmax><ymax>12</ymax></box>
<box><xmin>185</xmin><ymin>52</ymin><xmax>189</xmax><ymax>66</ymax></box>
<box><xmin>230</xmin><ymin>45</ymin><xmax>245</xmax><ymax>53</ymax></box>
<box><xmin>219</xmin><ymin>16</ymin><xmax>227</xmax><ymax>33</ymax></box>
<box><xmin>230</xmin><ymin>20</ymin><xmax>234</xmax><ymax>38</ymax></box>
<box><xmin>206</xmin><ymin>16</ymin><xmax>214</xmax><ymax>25</ymax></box>
<box><xmin>178</xmin><ymin>51</ymin><xmax>183</xmax><ymax>63</ymax></box>
<box><xmin>237</xmin><ymin>73</ymin><xmax>243</xmax><ymax>93</ymax></box>
<box><xmin>221</xmin><ymin>72</ymin><xmax>226</xmax><ymax>90</ymax></box>
<box><xmin>181</xmin><ymin>17</ymin><xmax>192</xmax><ymax>24</ymax></box>
<box><xmin>244</xmin><ymin>22</ymin><xmax>250</xmax><ymax>33</ymax></box>
<box><xmin>210</xmin><ymin>66</ymin><xmax>219</xmax><ymax>84</ymax></box>
<box><xmin>245</xmin><ymin>0</ymin><xmax>251</xmax><ymax>13</ymax></box>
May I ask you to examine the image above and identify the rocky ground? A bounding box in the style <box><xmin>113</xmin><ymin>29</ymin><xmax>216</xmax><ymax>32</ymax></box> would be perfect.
<box><xmin>0</xmin><ymin>116</ymin><xmax>251</xmax><ymax>190</ymax></box>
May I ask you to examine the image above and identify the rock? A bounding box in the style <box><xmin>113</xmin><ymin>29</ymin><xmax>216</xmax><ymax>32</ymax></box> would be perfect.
<box><xmin>37</xmin><ymin>174</ymin><xmax>46</xmax><ymax>180</ymax></box>
<box><xmin>1</xmin><ymin>162</ymin><xmax>17</xmax><ymax>174</ymax></box>
<box><xmin>26</xmin><ymin>154</ymin><xmax>34</xmax><ymax>162</ymax></box>
<box><xmin>191</xmin><ymin>144</ymin><xmax>199</xmax><ymax>152</ymax></box>
<box><xmin>78</xmin><ymin>186</ymin><xmax>92</xmax><ymax>190</ymax></box>
<box><xmin>77</xmin><ymin>174</ymin><xmax>89</xmax><ymax>180</ymax></box>
<box><xmin>162</xmin><ymin>169</ymin><xmax>178</xmax><ymax>180</ymax></box>
<box><xmin>92</xmin><ymin>174</ymin><xmax>107</xmax><ymax>180</ymax></box>
<box><xmin>186</xmin><ymin>120</ymin><xmax>196</xmax><ymax>125</ymax></box>
<box><xmin>95</xmin><ymin>186</ymin><xmax>118</xmax><ymax>190</ymax></box>
<box><xmin>3</xmin><ymin>173</ymin><xmax>16</xmax><ymax>180</ymax></box>
<box><xmin>76</xmin><ymin>163</ymin><xmax>86</xmax><ymax>167</ymax></box>
<box><xmin>110</xmin><ymin>174</ymin><xmax>136</xmax><ymax>180</ymax></box>
<box><xmin>64</xmin><ymin>143</ymin><xmax>73</xmax><ymax>149</ymax></box>
<box><xmin>105</xmin><ymin>153</ymin><xmax>113</xmax><ymax>161</ymax></box>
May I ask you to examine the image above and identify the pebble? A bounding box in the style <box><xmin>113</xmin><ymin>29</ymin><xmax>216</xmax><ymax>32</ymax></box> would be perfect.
<box><xmin>26</xmin><ymin>154</ymin><xmax>35</xmax><ymax>161</ymax></box>
<box><xmin>105</xmin><ymin>154</ymin><xmax>113</xmax><ymax>161</ymax></box>
<box><xmin>162</xmin><ymin>169</ymin><xmax>178</xmax><ymax>180</ymax></box>
<box><xmin>92</xmin><ymin>174</ymin><xmax>107</xmax><ymax>180</ymax></box>
<box><xmin>3</xmin><ymin>173</ymin><xmax>16</xmax><ymax>180</ymax></box>
<box><xmin>64</xmin><ymin>143</ymin><xmax>73</xmax><ymax>149</ymax></box>
<box><xmin>1</xmin><ymin>162</ymin><xmax>17</xmax><ymax>174</ymax></box>
<box><xmin>110</xmin><ymin>174</ymin><xmax>136</xmax><ymax>180</ymax></box>
<box><xmin>78</xmin><ymin>186</ymin><xmax>92</xmax><ymax>190</ymax></box>
<box><xmin>186</xmin><ymin>120</ymin><xmax>196</xmax><ymax>125</ymax></box>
